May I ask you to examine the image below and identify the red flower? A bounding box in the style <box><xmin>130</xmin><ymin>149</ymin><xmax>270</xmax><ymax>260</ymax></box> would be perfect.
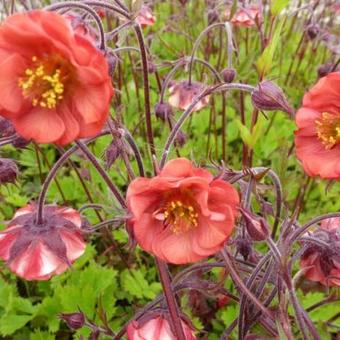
<box><xmin>226</xmin><ymin>6</ymin><xmax>261</xmax><ymax>27</ymax></box>
<box><xmin>168</xmin><ymin>80</ymin><xmax>210</xmax><ymax>112</ymax></box>
<box><xmin>300</xmin><ymin>218</ymin><xmax>340</xmax><ymax>286</ymax></box>
<box><xmin>126</xmin><ymin>158</ymin><xmax>239</xmax><ymax>264</ymax></box>
<box><xmin>0</xmin><ymin>10</ymin><xmax>113</xmax><ymax>145</ymax></box>
<box><xmin>127</xmin><ymin>315</ymin><xmax>196</xmax><ymax>340</ymax></box>
<box><xmin>0</xmin><ymin>204</ymin><xmax>86</xmax><ymax>280</ymax></box>
<box><xmin>136</xmin><ymin>5</ymin><xmax>156</xmax><ymax>28</ymax></box>
<box><xmin>294</xmin><ymin>72</ymin><xmax>340</xmax><ymax>181</ymax></box>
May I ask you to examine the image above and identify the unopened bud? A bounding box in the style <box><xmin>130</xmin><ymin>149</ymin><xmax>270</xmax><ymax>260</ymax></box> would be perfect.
<box><xmin>0</xmin><ymin>158</ymin><xmax>18</xmax><ymax>185</ymax></box>
<box><xmin>236</xmin><ymin>236</ymin><xmax>252</xmax><ymax>260</ymax></box>
<box><xmin>60</xmin><ymin>312</ymin><xmax>85</xmax><ymax>330</ymax></box>
<box><xmin>251</xmin><ymin>80</ymin><xmax>294</xmax><ymax>116</ymax></box>
<box><xmin>317</xmin><ymin>63</ymin><xmax>333</xmax><ymax>78</ymax></box>
<box><xmin>175</xmin><ymin>130</ymin><xmax>187</xmax><ymax>147</ymax></box>
<box><xmin>105</xmin><ymin>139</ymin><xmax>123</xmax><ymax>169</ymax></box>
<box><xmin>12</xmin><ymin>136</ymin><xmax>30</xmax><ymax>148</ymax></box>
<box><xmin>241</xmin><ymin>208</ymin><xmax>269</xmax><ymax>241</ymax></box>
<box><xmin>0</xmin><ymin>117</ymin><xmax>15</xmax><ymax>137</ymax></box>
<box><xmin>306</xmin><ymin>24</ymin><xmax>319</xmax><ymax>40</ymax></box>
<box><xmin>106</xmin><ymin>51</ymin><xmax>118</xmax><ymax>77</ymax></box>
<box><xmin>155</xmin><ymin>102</ymin><xmax>173</xmax><ymax>121</ymax></box>
<box><xmin>221</xmin><ymin>68</ymin><xmax>237</xmax><ymax>83</ymax></box>
<box><xmin>207</xmin><ymin>9</ymin><xmax>219</xmax><ymax>25</ymax></box>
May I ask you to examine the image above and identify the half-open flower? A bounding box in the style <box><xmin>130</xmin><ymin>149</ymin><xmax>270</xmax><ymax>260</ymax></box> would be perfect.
<box><xmin>168</xmin><ymin>80</ymin><xmax>210</xmax><ymax>112</ymax></box>
<box><xmin>136</xmin><ymin>5</ymin><xmax>156</xmax><ymax>28</ymax></box>
<box><xmin>226</xmin><ymin>5</ymin><xmax>261</xmax><ymax>27</ymax></box>
<box><xmin>0</xmin><ymin>204</ymin><xmax>86</xmax><ymax>280</ymax></box>
<box><xmin>300</xmin><ymin>217</ymin><xmax>340</xmax><ymax>286</ymax></box>
<box><xmin>126</xmin><ymin>158</ymin><xmax>239</xmax><ymax>264</ymax></box>
<box><xmin>127</xmin><ymin>314</ymin><xmax>196</xmax><ymax>340</ymax></box>
<box><xmin>0</xmin><ymin>10</ymin><xmax>113</xmax><ymax>145</ymax></box>
<box><xmin>294</xmin><ymin>72</ymin><xmax>340</xmax><ymax>181</ymax></box>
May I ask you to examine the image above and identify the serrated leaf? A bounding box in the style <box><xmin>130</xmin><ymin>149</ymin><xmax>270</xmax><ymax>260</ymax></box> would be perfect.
<box><xmin>0</xmin><ymin>314</ymin><xmax>33</xmax><ymax>335</ymax></box>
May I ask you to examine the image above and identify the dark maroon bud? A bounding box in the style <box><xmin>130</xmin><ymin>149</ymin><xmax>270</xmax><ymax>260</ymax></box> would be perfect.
<box><xmin>306</xmin><ymin>24</ymin><xmax>319</xmax><ymax>40</ymax></box>
<box><xmin>251</xmin><ymin>80</ymin><xmax>294</xmax><ymax>116</ymax></box>
<box><xmin>178</xmin><ymin>0</ymin><xmax>187</xmax><ymax>5</ymax></box>
<box><xmin>221</xmin><ymin>67</ymin><xmax>237</xmax><ymax>83</ymax></box>
<box><xmin>0</xmin><ymin>117</ymin><xmax>15</xmax><ymax>137</ymax></box>
<box><xmin>60</xmin><ymin>312</ymin><xmax>85</xmax><ymax>330</ymax></box>
<box><xmin>105</xmin><ymin>139</ymin><xmax>124</xmax><ymax>170</ymax></box>
<box><xmin>106</xmin><ymin>51</ymin><xmax>118</xmax><ymax>77</ymax></box>
<box><xmin>317</xmin><ymin>63</ymin><xmax>333</xmax><ymax>78</ymax></box>
<box><xmin>236</xmin><ymin>236</ymin><xmax>253</xmax><ymax>260</ymax></box>
<box><xmin>12</xmin><ymin>136</ymin><xmax>30</xmax><ymax>148</ymax></box>
<box><xmin>155</xmin><ymin>102</ymin><xmax>173</xmax><ymax>121</ymax></box>
<box><xmin>241</xmin><ymin>208</ymin><xmax>269</xmax><ymax>241</ymax></box>
<box><xmin>89</xmin><ymin>330</ymin><xmax>100</xmax><ymax>340</ymax></box>
<box><xmin>207</xmin><ymin>9</ymin><xmax>219</xmax><ymax>25</ymax></box>
<box><xmin>175</xmin><ymin>130</ymin><xmax>187</xmax><ymax>147</ymax></box>
<box><xmin>0</xmin><ymin>158</ymin><xmax>18</xmax><ymax>185</ymax></box>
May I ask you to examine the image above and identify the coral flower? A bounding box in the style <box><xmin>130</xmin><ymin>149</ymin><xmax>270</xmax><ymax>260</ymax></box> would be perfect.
<box><xmin>126</xmin><ymin>158</ymin><xmax>239</xmax><ymax>264</ymax></box>
<box><xmin>226</xmin><ymin>6</ymin><xmax>261</xmax><ymax>27</ymax></box>
<box><xmin>294</xmin><ymin>72</ymin><xmax>340</xmax><ymax>181</ymax></box>
<box><xmin>136</xmin><ymin>5</ymin><xmax>156</xmax><ymax>28</ymax></box>
<box><xmin>300</xmin><ymin>217</ymin><xmax>340</xmax><ymax>286</ymax></box>
<box><xmin>127</xmin><ymin>315</ymin><xmax>196</xmax><ymax>340</ymax></box>
<box><xmin>0</xmin><ymin>10</ymin><xmax>113</xmax><ymax>145</ymax></box>
<box><xmin>0</xmin><ymin>204</ymin><xmax>86</xmax><ymax>280</ymax></box>
<box><xmin>168</xmin><ymin>80</ymin><xmax>210</xmax><ymax>112</ymax></box>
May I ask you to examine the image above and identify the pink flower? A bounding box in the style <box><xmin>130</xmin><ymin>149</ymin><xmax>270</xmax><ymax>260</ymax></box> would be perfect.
<box><xmin>168</xmin><ymin>80</ymin><xmax>210</xmax><ymax>112</ymax></box>
<box><xmin>300</xmin><ymin>218</ymin><xmax>340</xmax><ymax>286</ymax></box>
<box><xmin>226</xmin><ymin>6</ymin><xmax>261</xmax><ymax>27</ymax></box>
<box><xmin>0</xmin><ymin>204</ymin><xmax>86</xmax><ymax>280</ymax></box>
<box><xmin>136</xmin><ymin>5</ymin><xmax>156</xmax><ymax>28</ymax></box>
<box><xmin>126</xmin><ymin>158</ymin><xmax>239</xmax><ymax>264</ymax></box>
<box><xmin>294</xmin><ymin>72</ymin><xmax>340</xmax><ymax>181</ymax></box>
<box><xmin>127</xmin><ymin>315</ymin><xmax>196</xmax><ymax>340</ymax></box>
<box><xmin>0</xmin><ymin>10</ymin><xmax>113</xmax><ymax>145</ymax></box>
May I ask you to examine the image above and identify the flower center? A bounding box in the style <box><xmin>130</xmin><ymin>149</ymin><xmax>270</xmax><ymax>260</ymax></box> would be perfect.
<box><xmin>163</xmin><ymin>200</ymin><xmax>198</xmax><ymax>234</ymax></box>
<box><xmin>315</xmin><ymin>112</ymin><xmax>340</xmax><ymax>149</ymax></box>
<box><xmin>18</xmin><ymin>56</ymin><xmax>68</xmax><ymax>109</ymax></box>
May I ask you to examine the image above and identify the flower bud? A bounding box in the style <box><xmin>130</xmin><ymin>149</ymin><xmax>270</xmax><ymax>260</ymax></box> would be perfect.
<box><xmin>306</xmin><ymin>24</ymin><xmax>319</xmax><ymax>40</ymax></box>
<box><xmin>0</xmin><ymin>158</ymin><xmax>18</xmax><ymax>185</ymax></box>
<box><xmin>105</xmin><ymin>139</ymin><xmax>124</xmax><ymax>170</ymax></box>
<box><xmin>0</xmin><ymin>117</ymin><xmax>15</xmax><ymax>137</ymax></box>
<box><xmin>175</xmin><ymin>130</ymin><xmax>187</xmax><ymax>147</ymax></box>
<box><xmin>207</xmin><ymin>9</ymin><xmax>219</xmax><ymax>25</ymax></box>
<box><xmin>317</xmin><ymin>63</ymin><xmax>334</xmax><ymax>78</ymax></box>
<box><xmin>155</xmin><ymin>102</ymin><xmax>173</xmax><ymax>121</ymax></box>
<box><xmin>106</xmin><ymin>51</ymin><xmax>118</xmax><ymax>77</ymax></box>
<box><xmin>221</xmin><ymin>68</ymin><xmax>237</xmax><ymax>83</ymax></box>
<box><xmin>12</xmin><ymin>136</ymin><xmax>30</xmax><ymax>149</ymax></box>
<box><xmin>251</xmin><ymin>80</ymin><xmax>294</xmax><ymax>116</ymax></box>
<box><xmin>60</xmin><ymin>312</ymin><xmax>85</xmax><ymax>330</ymax></box>
<box><xmin>241</xmin><ymin>208</ymin><xmax>269</xmax><ymax>241</ymax></box>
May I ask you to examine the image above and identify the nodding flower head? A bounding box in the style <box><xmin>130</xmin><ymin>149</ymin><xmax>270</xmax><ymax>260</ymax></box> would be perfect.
<box><xmin>168</xmin><ymin>80</ymin><xmax>210</xmax><ymax>112</ymax></box>
<box><xmin>0</xmin><ymin>204</ymin><xmax>86</xmax><ymax>280</ymax></box>
<box><xmin>300</xmin><ymin>217</ymin><xmax>340</xmax><ymax>286</ymax></box>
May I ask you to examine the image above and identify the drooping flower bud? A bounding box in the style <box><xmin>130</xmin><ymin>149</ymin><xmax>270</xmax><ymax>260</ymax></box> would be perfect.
<box><xmin>240</xmin><ymin>207</ymin><xmax>269</xmax><ymax>241</ymax></box>
<box><xmin>221</xmin><ymin>68</ymin><xmax>237</xmax><ymax>83</ymax></box>
<box><xmin>306</xmin><ymin>24</ymin><xmax>319</xmax><ymax>40</ymax></box>
<box><xmin>207</xmin><ymin>9</ymin><xmax>219</xmax><ymax>25</ymax></box>
<box><xmin>251</xmin><ymin>80</ymin><xmax>294</xmax><ymax>116</ymax></box>
<box><xmin>155</xmin><ymin>102</ymin><xmax>173</xmax><ymax>121</ymax></box>
<box><xmin>12</xmin><ymin>136</ymin><xmax>30</xmax><ymax>149</ymax></box>
<box><xmin>0</xmin><ymin>158</ymin><xmax>18</xmax><ymax>185</ymax></box>
<box><xmin>0</xmin><ymin>117</ymin><xmax>15</xmax><ymax>137</ymax></box>
<box><xmin>104</xmin><ymin>139</ymin><xmax>124</xmax><ymax>170</ymax></box>
<box><xmin>60</xmin><ymin>312</ymin><xmax>85</xmax><ymax>330</ymax></box>
<box><xmin>175</xmin><ymin>130</ymin><xmax>187</xmax><ymax>147</ymax></box>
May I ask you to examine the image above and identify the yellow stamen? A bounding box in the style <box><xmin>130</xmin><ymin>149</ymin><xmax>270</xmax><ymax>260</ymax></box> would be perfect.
<box><xmin>315</xmin><ymin>112</ymin><xmax>340</xmax><ymax>149</ymax></box>
<box><xmin>18</xmin><ymin>56</ymin><xmax>65</xmax><ymax>109</ymax></box>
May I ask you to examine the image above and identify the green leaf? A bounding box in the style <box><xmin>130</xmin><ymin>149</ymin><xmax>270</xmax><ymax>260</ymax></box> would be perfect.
<box><xmin>30</xmin><ymin>330</ymin><xmax>55</xmax><ymax>340</ymax></box>
<box><xmin>256</xmin><ymin>19</ymin><xmax>285</xmax><ymax>76</ymax></box>
<box><xmin>0</xmin><ymin>314</ymin><xmax>33</xmax><ymax>335</ymax></box>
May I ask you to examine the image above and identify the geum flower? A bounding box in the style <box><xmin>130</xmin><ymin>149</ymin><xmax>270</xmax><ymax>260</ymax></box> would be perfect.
<box><xmin>127</xmin><ymin>314</ymin><xmax>196</xmax><ymax>340</ymax></box>
<box><xmin>294</xmin><ymin>72</ymin><xmax>340</xmax><ymax>181</ymax></box>
<box><xmin>136</xmin><ymin>5</ymin><xmax>156</xmax><ymax>28</ymax></box>
<box><xmin>226</xmin><ymin>5</ymin><xmax>261</xmax><ymax>27</ymax></box>
<box><xmin>0</xmin><ymin>10</ymin><xmax>113</xmax><ymax>145</ymax></box>
<box><xmin>300</xmin><ymin>217</ymin><xmax>340</xmax><ymax>286</ymax></box>
<box><xmin>127</xmin><ymin>158</ymin><xmax>239</xmax><ymax>264</ymax></box>
<box><xmin>168</xmin><ymin>80</ymin><xmax>210</xmax><ymax>112</ymax></box>
<box><xmin>0</xmin><ymin>204</ymin><xmax>86</xmax><ymax>280</ymax></box>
